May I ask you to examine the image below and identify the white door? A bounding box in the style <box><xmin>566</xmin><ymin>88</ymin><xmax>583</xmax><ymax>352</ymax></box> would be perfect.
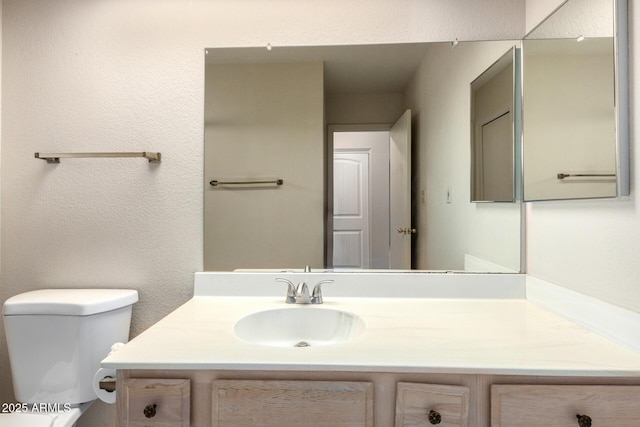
<box><xmin>389</xmin><ymin>110</ymin><xmax>412</xmax><ymax>269</ymax></box>
<box><xmin>333</xmin><ymin>151</ymin><xmax>370</xmax><ymax>268</ymax></box>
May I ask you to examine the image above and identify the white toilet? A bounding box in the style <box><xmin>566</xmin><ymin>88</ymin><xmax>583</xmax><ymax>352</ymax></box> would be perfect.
<box><xmin>2</xmin><ymin>289</ymin><xmax>138</xmax><ymax>427</ymax></box>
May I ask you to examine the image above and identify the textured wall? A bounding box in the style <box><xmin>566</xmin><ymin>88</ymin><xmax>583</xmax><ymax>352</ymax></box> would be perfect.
<box><xmin>0</xmin><ymin>0</ymin><xmax>2</xmax><ymax>287</ymax></box>
<box><xmin>0</xmin><ymin>1</ymin><xmax>524</xmax><ymax>426</ymax></box>
<box><xmin>526</xmin><ymin>0</ymin><xmax>566</xmax><ymax>32</ymax></box>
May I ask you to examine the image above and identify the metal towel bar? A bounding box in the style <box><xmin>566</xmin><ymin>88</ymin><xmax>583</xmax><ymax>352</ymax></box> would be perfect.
<box><xmin>35</xmin><ymin>152</ymin><xmax>162</xmax><ymax>163</ymax></box>
<box><xmin>210</xmin><ymin>179</ymin><xmax>283</xmax><ymax>187</ymax></box>
<box><xmin>557</xmin><ymin>173</ymin><xmax>615</xmax><ymax>180</ymax></box>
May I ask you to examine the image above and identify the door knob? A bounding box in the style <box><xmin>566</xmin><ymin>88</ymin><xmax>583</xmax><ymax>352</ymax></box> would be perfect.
<box><xmin>397</xmin><ymin>227</ymin><xmax>417</xmax><ymax>234</ymax></box>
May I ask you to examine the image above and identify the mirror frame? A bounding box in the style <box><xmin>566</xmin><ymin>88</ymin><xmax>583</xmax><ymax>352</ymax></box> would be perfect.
<box><xmin>613</xmin><ymin>0</ymin><xmax>629</xmax><ymax>198</ymax></box>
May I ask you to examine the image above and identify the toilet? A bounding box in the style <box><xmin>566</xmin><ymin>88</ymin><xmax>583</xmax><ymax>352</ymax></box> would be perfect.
<box><xmin>2</xmin><ymin>289</ymin><xmax>138</xmax><ymax>427</ymax></box>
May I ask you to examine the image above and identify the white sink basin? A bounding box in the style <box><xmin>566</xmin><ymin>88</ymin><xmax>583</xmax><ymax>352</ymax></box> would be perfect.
<box><xmin>234</xmin><ymin>307</ymin><xmax>365</xmax><ymax>347</ymax></box>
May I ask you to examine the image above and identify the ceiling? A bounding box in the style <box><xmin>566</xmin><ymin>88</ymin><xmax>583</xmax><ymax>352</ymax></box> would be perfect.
<box><xmin>205</xmin><ymin>43</ymin><xmax>436</xmax><ymax>95</ymax></box>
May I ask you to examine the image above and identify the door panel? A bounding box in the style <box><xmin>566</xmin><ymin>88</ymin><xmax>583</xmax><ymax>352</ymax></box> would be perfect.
<box><xmin>480</xmin><ymin>111</ymin><xmax>513</xmax><ymax>201</ymax></box>
<box><xmin>333</xmin><ymin>152</ymin><xmax>370</xmax><ymax>268</ymax></box>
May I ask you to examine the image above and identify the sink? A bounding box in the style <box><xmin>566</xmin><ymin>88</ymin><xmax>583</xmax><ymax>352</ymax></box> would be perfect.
<box><xmin>234</xmin><ymin>307</ymin><xmax>365</xmax><ymax>347</ymax></box>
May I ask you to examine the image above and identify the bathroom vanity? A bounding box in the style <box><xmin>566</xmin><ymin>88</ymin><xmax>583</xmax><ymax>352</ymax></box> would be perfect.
<box><xmin>102</xmin><ymin>272</ymin><xmax>640</xmax><ymax>426</ymax></box>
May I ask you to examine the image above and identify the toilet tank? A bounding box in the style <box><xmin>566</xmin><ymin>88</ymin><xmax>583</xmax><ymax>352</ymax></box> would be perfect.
<box><xmin>3</xmin><ymin>289</ymin><xmax>138</xmax><ymax>404</ymax></box>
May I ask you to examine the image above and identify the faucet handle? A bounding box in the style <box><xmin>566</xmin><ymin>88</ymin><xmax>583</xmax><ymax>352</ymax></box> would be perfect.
<box><xmin>276</xmin><ymin>278</ymin><xmax>296</xmax><ymax>304</ymax></box>
<box><xmin>311</xmin><ymin>280</ymin><xmax>334</xmax><ymax>304</ymax></box>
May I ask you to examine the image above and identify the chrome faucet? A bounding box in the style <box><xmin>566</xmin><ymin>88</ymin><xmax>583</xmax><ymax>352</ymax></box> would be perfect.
<box><xmin>276</xmin><ymin>277</ymin><xmax>333</xmax><ymax>304</ymax></box>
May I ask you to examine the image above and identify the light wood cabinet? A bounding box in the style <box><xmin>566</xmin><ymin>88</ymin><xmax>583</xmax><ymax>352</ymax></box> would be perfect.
<box><xmin>116</xmin><ymin>371</ymin><xmax>640</xmax><ymax>427</ymax></box>
<box><xmin>211</xmin><ymin>380</ymin><xmax>374</xmax><ymax>427</ymax></box>
<box><xmin>118</xmin><ymin>378</ymin><xmax>190</xmax><ymax>427</ymax></box>
<box><xmin>395</xmin><ymin>382</ymin><xmax>470</xmax><ymax>427</ymax></box>
<box><xmin>491</xmin><ymin>385</ymin><xmax>640</xmax><ymax>427</ymax></box>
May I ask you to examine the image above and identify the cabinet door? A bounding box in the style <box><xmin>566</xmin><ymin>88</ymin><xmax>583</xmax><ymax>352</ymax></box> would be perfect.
<box><xmin>491</xmin><ymin>385</ymin><xmax>640</xmax><ymax>426</ymax></box>
<box><xmin>395</xmin><ymin>382</ymin><xmax>470</xmax><ymax>427</ymax></box>
<box><xmin>211</xmin><ymin>380</ymin><xmax>373</xmax><ymax>427</ymax></box>
<box><xmin>119</xmin><ymin>378</ymin><xmax>190</xmax><ymax>427</ymax></box>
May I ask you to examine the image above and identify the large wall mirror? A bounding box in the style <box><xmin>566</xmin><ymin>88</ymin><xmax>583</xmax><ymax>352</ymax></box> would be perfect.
<box><xmin>204</xmin><ymin>41</ymin><xmax>523</xmax><ymax>273</ymax></box>
<box><xmin>522</xmin><ymin>0</ymin><xmax>629</xmax><ymax>201</ymax></box>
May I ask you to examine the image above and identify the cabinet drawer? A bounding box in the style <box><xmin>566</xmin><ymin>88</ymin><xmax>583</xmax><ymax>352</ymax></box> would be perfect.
<box><xmin>119</xmin><ymin>378</ymin><xmax>190</xmax><ymax>427</ymax></box>
<box><xmin>211</xmin><ymin>380</ymin><xmax>373</xmax><ymax>427</ymax></box>
<box><xmin>395</xmin><ymin>382</ymin><xmax>469</xmax><ymax>427</ymax></box>
<box><xmin>491</xmin><ymin>385</ymin><xmax>640</xmax><ymax>427</ymax></box>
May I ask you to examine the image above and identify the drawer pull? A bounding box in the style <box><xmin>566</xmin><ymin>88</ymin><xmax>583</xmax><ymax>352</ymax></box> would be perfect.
<box><xmin>428</xmin><ymin>409</ymin><xmax>442</xmax><ymax>424</ymax></box>
<box><xmin>144</xmin><ymin>404</ymin><xmax>157</xmax><ymax>418</ymax></box>
<box><xmin>576</xmin><ymin>414</ymin><xmax>592</xmax><ymax>427</ymax></box>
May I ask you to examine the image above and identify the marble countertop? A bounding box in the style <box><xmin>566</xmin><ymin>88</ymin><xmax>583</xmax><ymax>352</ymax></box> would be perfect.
<box><xmin>102</xmin><ymin>295</ymin><xmax>640</xmax><ymax>376</ymax></box>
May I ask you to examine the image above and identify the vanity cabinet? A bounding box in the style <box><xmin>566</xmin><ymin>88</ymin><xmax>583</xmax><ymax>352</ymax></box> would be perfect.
<box><xmin>491</xmin><ymin>385</ymin><xmax>640</xmax><ymax>427</ymax></box>
<box><xmin>211</xmin><ymin>380</ymin><xmax>373</xmax><ymax>427</ymax></box>
<box><xmin>395</xmin><ymin>382</ymin><xmax>470</xmax><ymax>427</ymax></box>
<box><xmin>115</xmin><ymin>371</ymin><xmax>640</xmax><ymax>427</ymax></box>
<box><xmin>118</xmin><ymin>378</ymin><xmax>190</xmax><ymax>427</ymax></box>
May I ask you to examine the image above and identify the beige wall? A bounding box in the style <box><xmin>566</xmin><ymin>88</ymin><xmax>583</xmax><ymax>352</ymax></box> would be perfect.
<box><xmin>522</xmin><ymin>50</ymin><xmax>616</xmax><ymax>200</ymax></box>
<box><xmin>204</xmin><ymin>62</ymin><xmax>324</xmax><ymax>270</ymax></box>
<box><xmin>0</xmin><ymin>1</ymin><xmax>2</xmax><ymax>284</ymax></box>
<box><xmin>326</xmin><ymin>93</ymin><xmax>405</xmax><ymax>125</ymax></box>
<box><xmin>405</xmin><ymin>41</ymin><xmax>522</xmax><ymax>272</ymax></box>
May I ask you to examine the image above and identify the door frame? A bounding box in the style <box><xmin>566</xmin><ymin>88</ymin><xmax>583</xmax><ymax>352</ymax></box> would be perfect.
<box><xmin>389</xmin><ymin>110</ymin><xmax>412</xmax><ymax>269</ymax></box>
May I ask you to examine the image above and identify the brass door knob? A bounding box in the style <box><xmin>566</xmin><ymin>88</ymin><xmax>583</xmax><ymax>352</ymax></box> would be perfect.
<box><xmin>576</xmin><ymin>414</ymin><xmax>592</xmax><ymax>427</ymax></box>
<box><xmin>397</xmin><ymin>227</ymin><xmax>417</xmax><ymax>234</ymax></box>
<box><xmin>144</xmin><ymin>404</ymin><xmax>157</xmax><ymax>418</ymax></box>
<box><xmin>428</xmin><ymin>409</ymin><xmax>442</xmax><ymax>425</ymax></box>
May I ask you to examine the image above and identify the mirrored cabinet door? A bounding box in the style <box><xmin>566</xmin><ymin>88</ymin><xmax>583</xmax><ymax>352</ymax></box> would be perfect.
<box><xmin>521</xmin><ymin>0</ymin><xmax>629</xmax><ymax>201</ymax></box>
<box><xmin>470</xmin><ymin>47</ymin><xmax>519</xmax><ymax>203</ymax></box>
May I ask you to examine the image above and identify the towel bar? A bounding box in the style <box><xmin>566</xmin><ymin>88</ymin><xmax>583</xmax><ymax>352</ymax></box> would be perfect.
<box><xmin>35</xmin><ymin>152</ymin><xmax>161</xmax><ymax>163</ymax></box>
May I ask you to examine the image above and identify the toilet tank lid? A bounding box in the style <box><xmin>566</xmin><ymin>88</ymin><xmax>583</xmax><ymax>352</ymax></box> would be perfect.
<box><xmin>3</xmin><ymin>289</ymin><xmax>139</xmax><ymax>316</ymax></box>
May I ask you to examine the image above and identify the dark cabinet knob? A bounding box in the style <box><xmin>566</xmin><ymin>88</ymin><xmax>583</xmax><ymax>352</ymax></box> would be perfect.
<box><xmin>144</xmin><ymin>404</ymin><xmax>157</xmax><ymax>418</ymax></box>
<box><xmin>576</xmin><ymin>414</ymin><xmax>592</xmax><ymax>427</ymax></box>
<box><xmin>428</xmin><ymin>409</ymin><xmax>442</xmax><ymax>425</ymax></box>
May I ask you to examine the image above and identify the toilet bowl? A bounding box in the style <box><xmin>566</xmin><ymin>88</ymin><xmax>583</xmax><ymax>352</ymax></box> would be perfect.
<box><xmin>1</xmin><ymin>289</ymin><xmax>138</xmax><ymax>427</ymax></box>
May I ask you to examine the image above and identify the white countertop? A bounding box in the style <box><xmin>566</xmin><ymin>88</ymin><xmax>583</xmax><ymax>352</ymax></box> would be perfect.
<box><xmin>102</xmin><ymin>295</ymin><xmax>640</xmax><ymax>376</ymax></box>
